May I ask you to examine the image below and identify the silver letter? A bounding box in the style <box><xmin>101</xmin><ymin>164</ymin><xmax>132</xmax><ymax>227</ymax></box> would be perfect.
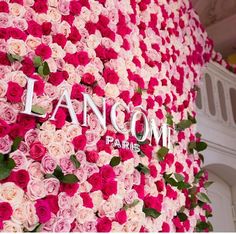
<box><xmin>22</xmin><ymin>78</ymin><xmax>46</xmax><ymax>118</ymax></box>
<box><xmin>82</xmin><ymin>93</ymin><xmax>106</xmax><ymax>130</ymax></box>
<box><xmin>130</xmin><ymin>109</ymin><xmax>149</xmax><ymax>142</ymax></box>
<box><xmin>50</xmin><ymin>89</ymin><xmax>78</xmax><ymax>124</ymax></box>
<box><xmin>110</xmin><ymin>102</ymin><xmax>129</xmax><ymax>133</ymax></box>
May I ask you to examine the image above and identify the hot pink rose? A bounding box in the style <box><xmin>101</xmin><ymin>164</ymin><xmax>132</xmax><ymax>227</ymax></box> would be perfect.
<box><xmin>60</xmin><ymin>183</ymin><xmax>79</xmax><ymax>197</ymax></box>
<box><xmin>35</xmin><ymin>44</ymin><xmax>52</xmax><ymax>60</ymax></box>
<box><xmin>82</xmin><ymin>73</ymin><xmax>95</xmax><ymax>85</ymax></box>
<box><xmin>80</xmin><ymin>192</ymin><xmax>93</xmax><ymax>208</ymax></box>
<box><xmin>0</xmin><ymin>202</ymin><xmax>13</xmax><ymax>221</ymax></box>
<box><xmin>96</xmin><ymin>217</ymin><xmax>112</xmax><ymax>232</ymax></box>
<box><xmin>99</xmin><ymin>165</ymin><xmax>115</xmax><ymax>181</ymax></box>
<box><xmin>72</xmin><ymin>135</ymin><xmax>86</xmax><ymax>151</ymax></box>
<box><xmin>103</xmin><ymin>68</ymin><xmax>119</xmax><ymax>84</ymax></box>
<box><xmin>86</xmin><ymin>151</ymin><xmax>99</xmax><ymax>163</ymax></box>
<box><xmin>35</xmin><ymin>199</ymin><xmax>51</xmax><ymax>224</ymax></box>
<box><xmin>12</xmin><ymin>169</ymin><xmax>30</xmax><ymax>191</ymax></box>
<box><xmin>115</xmin><ymin>210</ymin><xmax>127</xmax><ymax>224</ymax></box>
<box><xmin>29</xmin><ymin>142</ymin><xmax>47</xmax><ymax>162</ymax></box>
<box><xmin>87</xmin><ymin>173</ymin><xmax>102</xmax><ymax>192</ymax></box>
<box><xmin>6</xmin><ymin>81</ymin><xmax>24</xmax><ymax>103</ymax></box>
<box><xmin>0</xmin><ymin>118</ymin><xmax>9</xmax><ymax>137</ymax></box>
<box><xmin>102</xmin><ymin>180</ymin><xmax>117</xmax><ymax>199</ymax></box>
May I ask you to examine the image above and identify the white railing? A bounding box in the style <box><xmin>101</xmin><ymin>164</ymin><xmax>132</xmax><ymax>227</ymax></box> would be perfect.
<box><xmin>196</xmin><ymin>61</ymin><xmax>236</xmax><ymax>168</ymax></box>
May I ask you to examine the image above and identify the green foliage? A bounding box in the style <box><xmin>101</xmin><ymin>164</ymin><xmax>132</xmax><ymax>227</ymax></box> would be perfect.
<box><xmin>142</xmin><ymin>208</ymin><xmax>160</xmax><ymax>218</ymax></box>
<box><xmin>135</xmin><ymin>163</ymin><xmax>150</xmax><ymax>174</ymax></box>
<box><xmin>70</xmin><ymin>155</ymin><xmax>81</xmax><ymax>169</ymax></box>
<box><xmin>0</xmin><ymin>154</ymin><xmax>16</xmax><ymax>180</ymax></box>
<box><xmin>124</xmin><ymin>199</ymin><xmax>139</xmax><ymax>210</ymax></box>
<box><xmin>157</xmin><ymin>146</ymin><xmax>169</xmax><ymax>161</ymax></box>
<box><xmin>7</xmin><ymin>53</ymin><xmax>22</xmax><ymax>63</ymax></box>
<box><xmin>110</xmin><ymin>156</ymin><xmax>121</xmax><ymax>167</ymax></box>
<box><xmin>31</xmin><ymin>105</ymin><xmax>46</xmax><ymax>115</ymax></box>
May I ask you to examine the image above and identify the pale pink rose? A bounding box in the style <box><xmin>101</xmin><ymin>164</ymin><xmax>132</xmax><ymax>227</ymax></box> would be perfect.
<box><xmin>90</xmin><ymin>191</ymin><xmax>103</xmax><ymax>211</ymax></box>
<box><xmin>71</xmin><ymin>100</ymin><xmax>83</xmax><ymax>114</ymax></box>
<box><xmin>64</xmin><ymin>41</ymin><xmax>77</xmax><ymax>54</ymax></box>
<box><xmin>85</xmin><ymin>163</ymin><xmax>99</xmax><ymax>178</ymax></box>
<box><xmin>0</xmin><ymin>81</ymin><xmax>7</xmax><ymax>98</ymax></box>
<box><xmin>58</xmin><ymin>192</ymin><xmax>72</xmax><ymax>209</ymax></box>
<box><xmin>105</xmin><ymin>83</ymin><xmax>120</xmax><ymax>99</ymax></box>
<box><xmin>9</xmin><ymin>3</ymin><xmax>26</xmax><ymax>17</ymax></box>
<box><xmin>47</xmin><ymin>58</ymin><xmax>57</xmax><ymax>73</ymax></box>
<box><xmin>63</xmin><ymin>142</ymin><xmax>75</xmax><ymax>157</ymax></box>
<box><xmin>98</xmin><ymin>200</ymin><xmax>117</xmax><ymax>218</ymax></box>
<box><xmin>7</xmin><ymin>38</ymin><xmax>27</xmax><ymax>57</ymax></box>
<box><xmin>26</xmin><ymin>35</ymin><xmax>41</xmax><ymax>50</ymax></box>
<box><xmin>44</xmin><ymin>178</ymin><xmax>60</xmax><ymax>196</ymax></box>
<box><xmin>0</xmin><ymin>105</ymin><xmax>17</xmax><ymax>123</ymax></box>
<box><xmin>132</xmin><ymin>170</ymin><xmax>141</xmax><ymax>185</ymax></box>
<box><xmin>24</xmin><ymin>201</ymin><xmax>39</xmax><ymax>231</ymax></box>
<box><xmin>2</xmin><ymin>221</ymin><xmax>22</xmax><ymax>232</ymax></box>
<box><xmin>52</xmin><ymin>218</ymin><xmax>71</xmax><ymax>232</ymax></box>
<box><xmin>58</xmin><ymin>0</ymin><xmax>70</xmax><ymax>15</ymax></box>
<box><xmin>42</xmin><ymin>213</ymin><xmax>57</xmax><ymax>232</ymax></box>
<box><xmin>85</xmin><ymin>130</ymin><xmax>100</xmax><ymax>147</ymax></box>
<box><xmin>0</xmin><ymin>13</ymin><xmax>10</xmax><ymax>28</ymax></box>
<box><xmin>48</xmin><ymin>142</ymin><xmax>64</xmax><ymax>161</ymax></box>
<box><xmin>6</xmin><ymin>71</ymin><xmax>26</xmax><ymax>87</ymax></box>
<box><xmin>41</xmin><ymin>155</ymin><xmax>57</xmax><ymax>174</ymax></box>
<box><xmin>51</xmin><ymin>43</ymin><xmax>66</xmax><ymax>59</ymax></box>
<box><xmin>38</xmin><ymin>131</ymin><xmax>54</xmax><ymax>146</ymax></box>
<box><xmin>0</xmin><ymin>66</ymin><xmax>11</xmax><ymax>79</ymax></box>
<box><xmin>111</xmin><ymin>222</ymin><xmax>123</xmax><ymax>232</ymax></box>
<box><xmin>10</xmin><ymin>150</ymin><xmax>28</xmax><ymax>170</ymax></box>
<box><xmin>96</xmin><ymin>151</ymin><xmax>111</xmax><ymax>167</ymax></box>
<box><xmin>18</xmin><ymin>141</ymin><xmax>29</xmax><ymax>154</ymax></box>
<box><xmin>78</xmin><ymin>181</ymin><xmax>92</xmax><ymax>193</ymax></box>
<box><xmin>41</xmin><ymin>35</ymin><xmax>53</xmax><ymax>45</ymax></box>
<box><xmin>25</xmin><ymin>129</ymin><xmax>39</xmax><ymax>146</ymax></box>
<box><xmin>28</xmin><ymin>161</ymin><xmax>44</xmax><ymax>179</ymax></box>
<box><xmin>124</xmin><ymin>175</ymin><xmax>134</xmax><ymax>190</ymax></box>
<box><xmin>76</xmin><ymin>208</ymin><xmax>95</xmax><ymax>224</ymax></box>
<box><xmin>54</xmin><ymin>130</ymin><xmax>66</xmax><ymax>143</ymax></box>
<box><xmin>12</xmin><ymin>204</ymin><xmax>27</xmax><ymax>224</ymax></box>
<box><xmin>57</xmin><ymin>206</ymin><xmax>76</xmax><ymax>223</ymax></box>
<box><xmin>40</xmin><ymin>120</ymin><xmax>56</xmax><ymax>132</ymax></box>
<box><xmin>88</xmin><ymin>113</ymin><xmax>102</xmax><ymax>132</ymax></box>
<box><xmin>0</xmin><ymin>182</ymin><xmax>24</xmax><ymax>206</ymax></box>
<box><xmin>59</xmin><ymin>157</ymin><xmax>75</xmax><ymax>174</ymax></box>
<box><xmin>55</xmin><ymin>58</ymin><xmax>65</xmax><ymax>71</ymax></box>
<box><xmin>114</xmin><ymin>165</ymin><xmax>126</xmax><ymax>180</ymax></box>
<box><xmin>75</xmin><ymin>151</ymin><xmax>86</xmax><ymax>165</ymax></box>
<box><xmin>0</xmin><ymin>135</ymin><xmax>12</xmax><ymax>154</ymax></box>
<box><xmin>71</xmin><ymin>194</ymin><xmax>83</xmax><ymax>210</ymax></box>
<box><xmin>44</xmin><ymin>83</ymin><xmax>59</xmax><ymax>99</ymax></box>
<box><xmin>75</xmin><ymin>168</ymin><xmax>88</xmax><ymax>183</ymax></box>
<box><xmin>27</xmin><ymin>179</ymin><xmax>47</xmax><ymax>200</ymax></box>
<box><xmin>12</xmin><ymin>18</ymin><xmax>28</xmax><ymax>31</ymax></box>
<box><xmin>58</xmin><ymin>21</ymin><xmax>71</xmax><ymax>37</ymax></box>
<box><xmin>124</xmin><ymin>189</ymin><xmax>138</xmax><ymax>204</ymax></box>
<box><xmin>73</xmin><ymin>221</ymin><xmax>97</xmax><ymax>232</ymax></box>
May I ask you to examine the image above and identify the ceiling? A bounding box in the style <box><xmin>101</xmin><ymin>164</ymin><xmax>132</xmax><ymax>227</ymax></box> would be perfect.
<box><xmin>192</xmin><ymin>0</ymin><xmax>236</xmax><ymax>58</ymax></box>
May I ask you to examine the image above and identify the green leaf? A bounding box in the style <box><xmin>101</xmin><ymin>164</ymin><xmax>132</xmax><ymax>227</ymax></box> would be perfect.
<box><xmin>142</xmin><ymin>208</ymin><xmax>160</xmax><ymax>218</ymax></box>
<box><xmin>11</xmin><ymin>136</ymin><xmax>22</xmax><ymax>152</ymax></box>
<box><xmin>174</xmin><ymin>173</ymin><xmax>184</xmax><ymax>182</ymax></box>
<box><xmin>0</xmin><ymin>154</ymin><xmax>16</xmax><ymax>180</ymax></box>
<box><xmin>177</xmin><ymin>181</ymin><xmax>191</xmax><ymax>190</ymax></box>
<box><xmin>195</xmin><ymin>132</ymin><xmax>202</xmax><ymax>138</ymax></box>
<box><xmin>124</xmin><ymin>199</ymin><xmax>139</xmax><ymax>210</ymax></box>
<box><xmin>197</xmin><ymin>192</ymin><xmax>211</xmax><ymax>203</ymax></box>
<box><xmin>7</xmin><ymin>53</ymin><xmax>22</xmax><ymax>63</ymax></box>
<box><xmin>53</xmin><ymin>166</ymin><xmax>64</xmax><ymax>180</ymax></box>
<box><xmin>175</xmin><ymin>119</ymin><xmax>192</xmax><ymax>131</ymax></box>
<box><xmin>196</xmin><ymin>221</ymin><xmax>209</xmax><ymax>231</ymax></box>
<box><xmin>137</xmin><ymin>87</ymin><xmax>142</xmax><ymax>94</ymax></box>
<box><xmin>166</xmin><ymin>178</ymin><xmax>178</xmax><ymax>187</ymax></box>
<box><xmin>195</xmin><ymin>141</ymin><xmax>207</xmax><ymax>152</ymax></box>
<box><xmin>166</xmin><ymin>113</ymin><xmax>173</xmax><ymax>126</ymax></box>
<box><xmin>187</xmin><ymin>112</ymin><xmax>196</xmax><ymax>124</ymax></box>
<box><xmin>38</xmin><ymin>65</ymin><xmax>44</xmax><ymax>76</ymax></box>
<box><xmin>204</xmin><ymin>181</ymin><xmax>214</xmax><ymax>188</ymax></box>
<box><xmin>157</xmin><ymin>146</ymin><xmax>169</xmax><ymax>161</ymax></box>
<box><xmin>188</xmin><ymin>141</ymin><xmax>196</xmax><ymax>154</ymax></box>
<box><xmin>70</xmin><ymin>154</ymin><xmax>81</xmax><ymax>169</ymax></box>
<box><xmin>195</xmin><ymin>169</ymin><xmax>204</xmax><ymax>179</ymax></box>
<box><xmin>110</xmin><ymin>156</ymin><xmax>121</xmax><ymax>167</ymax></box>
<box><xmin>135</xmin><ymin>163</ymin><xmax>150</xmax><ymax>174</ymax></box>
<box><xmin>33</xmin><ymin>56</ymin><xmax>43</xmax><ymax>67</ymax></box>
<box><xmin>43</xmin><ymin>62</ymin><xmax>50</xmax><ymax>76</ymax></box>
<box><xmin>61</xmin><ymin>174</ymin><xmax>79</xmax><ymax>184</ymax></box>
<box><xmin>177</xmin><ymin>212</ymin><xmax>188</xmax><ymax>222</ymax></box>
<box><xmin>31</xmin><ymin>105</ymin><xmax>46</xmax><ymax>115</ymax></box>
<box><xmin>198</xmin><ymin>153</ymin><xmax>204</xmax><ymax>163</ymax></box>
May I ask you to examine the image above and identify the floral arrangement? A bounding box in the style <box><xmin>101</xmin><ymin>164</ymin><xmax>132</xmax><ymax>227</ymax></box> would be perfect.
<box><xmin>0</xmin><ymin>0</ymin><xmax>213</xmax><ymax>232</ymax></box>
<box><xmin>211</xmin><ymin>50</ymin><xmax>236</xmax><ymax>74</ymax></box>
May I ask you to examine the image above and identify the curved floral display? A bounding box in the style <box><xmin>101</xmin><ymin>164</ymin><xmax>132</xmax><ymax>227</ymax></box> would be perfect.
<box><xmin>0</xmin><ymin>0</ymin><xmax>213</xmax><ymax>232</ymax></box>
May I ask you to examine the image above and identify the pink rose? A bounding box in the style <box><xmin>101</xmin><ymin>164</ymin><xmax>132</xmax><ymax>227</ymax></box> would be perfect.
<box><xmin>0</xmin><ymin>105</ymin><xmax>17</xmax><ymax>124</ymax></box>
<box><xmin>41</xmin><ymin>155</ymin><xmax>57</xmax><ymax>174</ymax></box>
<box><xmin>44</xmin><ymin>178</ymin><xmax>60</xmax><ymax>196</ymax></box>
<box><xmin>10</xmin><ymin>150</ymin><xmax>28</xmax><ymax>170</ymax></box>
<box><xmin>53</xmin><ymin>218</ymin><xmax>71</xmax><ymax>232</ymax></box>
<box><xmin>29</xmin><ymin>142</ymin><xmax>47</xmax><ymax>162</ymax></box>
<box><xmin>35</xmin><ymin>199</ymin><xmax>51</xmax><ymax>224</ymax></box>
<box><xmin>0</xmin><ymin>135</ymin><xmax>12</xmax><ymax>154</ymax></box>
<box><xmin>25</xmin><ymin>129</ymin><xmax>38</xmax><ymax>146</ymax></box>
<box><xmin>59</xmin><ymin>157</ymin><xmax>75</xmax><ymax>174</ymax></box>
<box><xmin>72</xmin><ymin>135</ymin><xmax>86</xmax><ymax>151</ymax></box>
<box><xmin>27</xmin><ymin>179</ymin><xmax>46</xmax><ymax>200</ymax></box>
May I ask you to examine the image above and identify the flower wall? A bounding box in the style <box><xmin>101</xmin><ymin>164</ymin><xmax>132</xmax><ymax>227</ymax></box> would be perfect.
<box><xmin>0</xmin><ymin>0</ymin><xmax>213</xmax><ymax>232</ymax></box>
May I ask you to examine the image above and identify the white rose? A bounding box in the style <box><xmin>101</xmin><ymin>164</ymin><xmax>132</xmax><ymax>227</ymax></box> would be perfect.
<box><xmin>76</xmin><ymin>208</ymin><xmax>95</xmax><ymax>224</ymax></box>
<box><xmin>105</xmin><ymin>83</ymin><xmax>120</xmax><ymax>99</ymax></box>
<box><xmin>3</xmin><ymin>220</ymin><xmax>23</xmax><ymax>232</ymax></box>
